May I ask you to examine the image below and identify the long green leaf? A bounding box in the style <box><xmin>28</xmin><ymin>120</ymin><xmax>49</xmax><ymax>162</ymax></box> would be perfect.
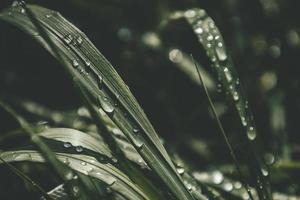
<box><xmin>0</xmin><ymin>150</ymin><xmax>148</xmax><ymax>200</ymax></box>
<box><xmin>0</xmin><ymin>4</ymin><xmax>195</xmax><ymax>200</ymax></box>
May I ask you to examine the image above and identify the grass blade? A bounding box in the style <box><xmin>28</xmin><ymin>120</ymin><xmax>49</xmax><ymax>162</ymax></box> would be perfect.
<box><xmin>0</xmin><ymin>4</ymin><xmax>196</xmax><ymax>199</ymax></box>
<box><xmin>0</xmin><ymin>150</ymin><xmax>149</xmax><ymax>200</ymax></box>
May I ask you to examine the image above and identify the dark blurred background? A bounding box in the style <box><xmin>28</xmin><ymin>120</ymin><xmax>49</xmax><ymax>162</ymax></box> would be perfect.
<box><xmin>0</xmin><ymin>0</ymin><xmax>300</xmax><ymax>197</ymax></box>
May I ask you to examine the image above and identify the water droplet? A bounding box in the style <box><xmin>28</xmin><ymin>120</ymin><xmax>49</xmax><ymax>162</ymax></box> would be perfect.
<box><xmin>98</xmin><ymin>96</ymin><xmax>115</xmax><ymax>114</ymax></box>
<box><xmin>206</xmin><ymin>43</ymin><xmax>212</xmax><ymax>48</ymax></box>
<box><xmin>195</xmin><ymin>27</ymin><xmax>203</xmax><ymax>34</ymax></box>
<box><xmin>65</xmin><ymin>171</ymin><xmax>73</xmax><ymax>180</ymax></box>
<box><xmin>247</xmin><ymin>126</ymin><xmax>256</xmax><ymax>140</ymax></box>
<box><xmin>85</xmin><ymin>60</ymin><xmax>91</xmax><ymax>67</ymax></box>
<box><xmin>209</xmin><ymin>22</ymin><xmax>215</xmax><ymax>28</ymax></box>
<box><xmin>242</xmin><ymin>192</ymin><xmax>250</xmax><ymax>200</ymax></box>
<box><xmin>264</xmin><ymin>153</ymin><xmax>275</xmax><ymax>165</ymax></box>
<box><xmin>169</xmin><ymin>49</ymin><xmax>183</xmax><ymax>63</ymax></box>
<box><xmin>224</xmin><ymin>67</ymin><xmax>232</xmax><ymax>82</ymax></box>
<box><xmin>72</xmin><ymin>59</ymin><xmax>79</xmax><ymax>68</ymax></box>
<box><xmin>261</xmin><ymin>167</ymin><xmax>269</xmax><ymax>176</ymax></box>
<box><xmin>132</xmin><ymin>134</ymin><xmax>144</xmax><ymax>148</ymax></box>
<box><xmin>72</xmin><ymin>186</ymin><xmax>79</xmax><ymax>196</ymax></box>
<box><xmin>216</xmin><ymin>46</ymin><xmax>228</xmax><ymax>61</ymax></box>
<box><xmin>97</xmin><ymin>75</ymin><xmax>103</xmax><ymax>88</ymax></box>
<box><xmin>207</xmin><ymin>34</ymin><xmax>213</xmax><ymax>41</ymax></box>
<box><xmin>64</xmin><ymin>34</ymin><xmax>73</xmax><ymax>44</ymax></box>
<box><xmin>75</xmin><ymin>146</ymin><xmax>83</xmax><ymax>152</ymax></box>
<box><xmin>63</xmin><ymin>142</ymin><xmax>72</xmax><ymax>148</ymax></box>
<box><xmin>234</xmin><ymin>182</ymin><xmax>242</xmax><ymax>189</ymax></box>
<box><xmin>77</xmin><ymin>107</ymin><xmax>90</xmax><ymax>117</ymax></box>
<box><xmin>20</xmin><ymin>8</ymin><xmax>25</xmax><ymax>14</ymax></box>
<box><xmin>245</xmin><ymin>101</ymin><xmax>249</xmax><ymax>109</ymax></box>
<box><xmin>212</xmin><ymin>171</ymin><xmax>223</xmax><ymax>184</ymax></box>
<box><xmin>177</xmin><ymin>167</ymin><xmax>185</xmax><ymax>175</ymax></box>
<box><xmin>184</xmin><ymin>9</ymin><xmax>196</xmax><ymax>18</ymax></box>
<box><xmin>233</xmin><ymin>91</ymin><xmax>239</xmax><ymax>101</ymax></box>
<box><xmin>241</xmin><ymin>117</ymin><xmax>247</xmax><ymax>126</ymax></box>
<box><xmin>133</xmin><ymin>127</ymin><xmax>139</xmax><ymax>133</ymax></box>
<box><xmin>223</xmin><ymin>182</ymin><xmax>233</xmax><ymax>192</ymax></box>
<box><xmin>81</xmin><ymin>161</ymin><xmax>87</xmax><ymax>166</ymax></box>
<box><xmin>76</xmin><ymin>36</ymin><xmax>83</xmax><ymax>45</ymax></box>
<box><xmin>112</xmin><ymin>157</ymin><xmax>118</xmax><ymax>163</ymax></box>
<box><xmin>46</xmin><ymin>14</ymin><xmax>51</xmax><ymax>18</ymax></box>
<box><xmin>63</xmin><ymin>158</ymin><xmax>70</xmax><ymax>165</ymax></box>
<box><xmin>211</xmin><ymin>56</ymin><xmax>216</xmax><ymax>62</ymax></box>
<box><xmin>79</xmin><ymin>68</ymin><xmax>85</xmax><ymax>74</ymax></box>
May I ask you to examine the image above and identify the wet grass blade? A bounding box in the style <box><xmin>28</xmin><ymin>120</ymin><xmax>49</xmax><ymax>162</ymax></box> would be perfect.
<box><xmin>159</xmin><ymin>12</ymin><xmax>271</xmax><ymax>199</ymax></box>
<box><xmin>191</xmin><ymin>55</ymin><xmax>254</xmax><ymax>200</ymax></box>
<box><xmin>181</xmin><ymin>8</ymin><xmax>271</xmax><ymax>200</ymax></box>
<box><xmin>0</xmin><ymin>150</ymin><xmax>149</xmax><ymax>200</ymax></box>
<box><xmin>0</xmin><ymin>99</ymin><xmax>104</xmax><ymax>199</ymax></box>
<box><xmin>0</xmin><ymin>3</ymin><xmax>195</xmax><ymax>200</ymax></box>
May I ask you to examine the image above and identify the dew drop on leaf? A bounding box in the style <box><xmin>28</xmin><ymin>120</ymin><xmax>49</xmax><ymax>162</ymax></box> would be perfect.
<box><xmin>212</xmin><ymin>171</ymin><xmax>223</xmax><ymax>184</ymax></box>
<box><xmin>64</xmin><ymin>34</ymin><xmax>73</xmax><ymax>44</ymax></box>
<box><xmin>85</xmin><ymin>60</ymin><xmax>91</xmax><ymax>67</ymax></box>
<box><xmin>224</xmin><ymin>67</ymin><xmax>232</xmax><ymax>82</ymax></box>
<box><xmin>97</xmin><ymin>75</ymin><xmax>103</xmax><ymax>88</ymax></box>
<box><xmin>169</xmin><ymin>49</ymin><xmax>183</xmax><ymax>63</ymax></box>
<box><xmin>133</xmin><ymin>127</ymin><xmax>139</xmax><ymax>133</ymax></box>
<box><xmin>207</xmin><ymin>34</ymin><xmax>213</xmax><ymax>41</ymax></box>
<box><xmin>177</xmin><ymin>167</ymin><xmax>185</xmax><ymax>175</ymax></box>
<box><xmin>195</xmin><ymin>27</ymin><xmax>203</xmax><ymax>34</ymax></box>
<box><xmin>63</xmin><ymin>142</ymin><xmax>72</xmax><ymax>148</ymax></box>
<box><xmin>241</xmin><ymin>117</ymin><xmax>247</xmax><ymax>126</ymax></box>
<box><xmin>72</xmin><ymin>59</ymin><xmax>79</xmax><ymax>68</ymax></box>
<box><xmin>97</xmin><ymin>96</ymin><xmax>115</xmax><ymax>114</ymax></box>
<box><xmin>216</xmin><ymin>46</ymin><xmax>228</xmax><ymax>61</ymax></box>
<box><xmin>223</xmin><ymin>182</ymin><xmax>233</xmax><ymax>192</ymax></box>
<box><xmin>20</xmin><ymin>8</ymin><xmax>25</xmax><ymax>14</ymax></box>
<box><xmin>261</xmin><ymin>167</ymin><xmax>269</xmax><ymax>176</ymax></box>
<box><xmin>264</xmin><ymin>153</ymin><xmax>275</xmax><ymax>165</ymax></box>
<box><xmin>247</xmin><ymin>126</ymin><xmax>256</xmax><ymax>140</ymax></box>
<box><xmin>233</xmin><ymin>91</ymin><xmax>239</xmax><ymax>101</ymax></box>
<box><xmin>75</xmin><ymin>145</ymin><xmax>83</xmax><ymax>152</ymax></box>
<box><xmin>76</xmin><ymin>36</ymin><xmax>83</xmax><ymax>45</ymax></box>
<box><xmin>132</xmin><ymin>134</ymin><xmax>144</xmax><ymax>148</ymax></box>
<box><xmin>184</xmin><ymin>9</ymin><xmax>196</xmax><ymax>18</ymax></box>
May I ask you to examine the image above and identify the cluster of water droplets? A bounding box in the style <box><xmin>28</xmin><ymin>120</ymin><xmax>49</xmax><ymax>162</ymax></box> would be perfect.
<box><xmin>61</xmin><ymin>31</ymin><xmax>123</xmax><ymax>117</ymax></box>
<box><xmin>184</xmin><ymin>8</ymin><xmax>259</xmax><ymax>142</ymax></box>
<box><xmin>193</xmin><ymin>170</ymin><xmax>254</xmax><ymax>197</ymax></box>
<box><xmin>10</xmin><ymin>0</ymin><xmax>26</xmax><ymax>15</ymax></box>
<box><xmin>63</xmin><ymin>142</ymin><xmax>84</xmax><ymax>153</ymax></box>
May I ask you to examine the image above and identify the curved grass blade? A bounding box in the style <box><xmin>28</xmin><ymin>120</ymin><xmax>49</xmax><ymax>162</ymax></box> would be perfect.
<box><xmin>0</xmin><ymin>150</ymin><xmax>149</xmax><ymax>200</ymax></box>
<box><xmin>38</xmin><ymin>127</ymin><xmax>113</xmax><ymax>159</ymax></box>
<box><xmin>191</xmin><ymin>55</ymin><xmax>254</xmax><ymax>200</ymax></box>
<box><xmin>77</xmin><ymin>83</ymin><xmax>163</xmax><ymax>200</ymax></box>
<box><xmin>159</xmin><ymin>12</ymin><xmax>271</xmax><ymax>199</ymax></box>
<box><xmin>0</xmin><ymin>4</ymin><xmax>195</xmax><ymax>200</ymax></box>
<box><xmin>0</xmin><ymin>99</ymin><xmax>104</xmax><ymax>199</ymax></box>
<box><xmin>0</xmin><ymin>100</ymin><xmax>149</xmax><ymax>170</ymax></box>
<box><xmin>176</xmin><ymin>8</ymin><xmax>271</xmax><ymax>200</ymax></box>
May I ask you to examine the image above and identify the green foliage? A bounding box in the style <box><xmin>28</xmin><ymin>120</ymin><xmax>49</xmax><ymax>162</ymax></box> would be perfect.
<box><xmin>0</xmin><ymin>1</ymin><xmax>299</xmax><ymax>200</ymax></box>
